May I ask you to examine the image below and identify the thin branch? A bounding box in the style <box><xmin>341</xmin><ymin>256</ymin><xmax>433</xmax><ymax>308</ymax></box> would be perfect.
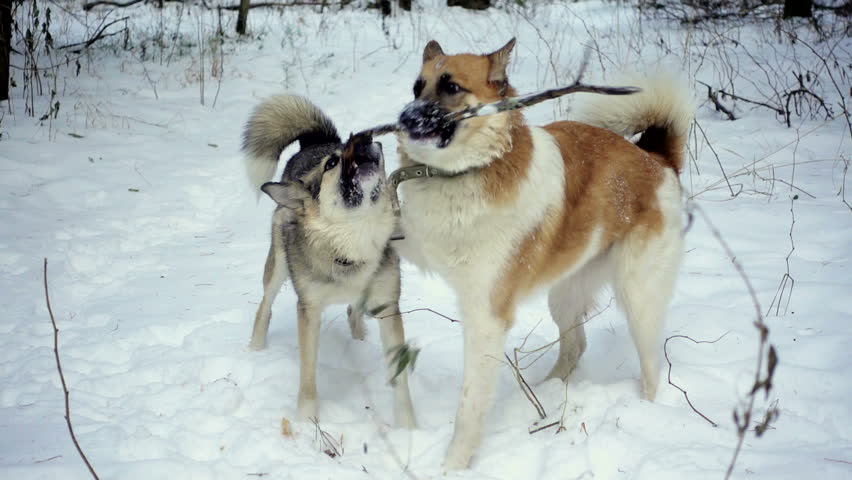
<box><xmin>694</xmin><ymin>119</ymin><xmax>737</xmax><ymax>197</ymax></box>
<box><xmin>505</xmin><ymin>353</ymin><xmax>546</xmax><ymax>420</ymax></box>
<box><xmin>664</xmin><ymin>332</ymin><xmax>730</xmax><ymax>427</ymax></box>
<box><xmin>696</xmin><ymin>80</ymin><xmax>784</xmax><ymax>116</ymax></box>
<box><xmin>58</xmin><ymin>17</ymin><xmax>129</xmax><ymax>52</ymax></box>
<box><xmin>217</xmin><ymin>1</ymin><xmax>349</xmax><ymax>10</ymax></box>
<box><xmin>528</xmin><ymin>421</ymin><xmax>559</xmax><ymax>435</ymax></box>
<box><xmin>376</xmin><ymin>308</ymin><xmax>459</xmax><ymax>323</ymax></box>
<box><xmin>83</xmin><ymin>0</ymin><xmax>143</xmax><ymax>11</ymax></box>
<box><xmin>703</xmin><ymin>84</ymin><xmax>736</xmax><ymax>121</ymax></box>
<box><xmin>45</xmin><ymin>259</ymin><xmax>101</xmax><ymax>480</ymax></box>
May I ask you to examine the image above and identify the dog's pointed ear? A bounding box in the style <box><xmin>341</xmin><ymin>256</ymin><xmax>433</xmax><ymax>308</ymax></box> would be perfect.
<box><xmin>486</xmin><ymin>37</ymin><xmax>516</xmax><ymax>94</ymax></box>
<box><xmin>261</xmin><ymin>181</ymin><xmax>309</xmax><ymax>212</ymax></box>
<box><xmin>423</xmin><ymin>40</ymin><xmax>445</xmax><ymax>63</ymax></box>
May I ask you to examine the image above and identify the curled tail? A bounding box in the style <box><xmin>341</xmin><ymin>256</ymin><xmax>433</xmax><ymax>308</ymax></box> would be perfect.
<box><xmin>573</xmin><ymin>73</ymin><xmax>695</xmax><ymax>173</ymax></box>
<box><xmin>242</xmin><ymin>94</ymin><xmax>340</xmax><ymax>191</ymax></box>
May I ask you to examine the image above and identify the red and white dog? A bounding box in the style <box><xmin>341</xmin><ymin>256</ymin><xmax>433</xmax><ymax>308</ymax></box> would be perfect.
<box><xmin>394</xmin><ymin>38</ymin><xmax>694</xmax><ymax>469</ymax></box>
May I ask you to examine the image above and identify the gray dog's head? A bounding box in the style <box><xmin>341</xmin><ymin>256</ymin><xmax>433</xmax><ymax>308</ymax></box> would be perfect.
<box><xmin>261</xmin><ymin>132</ymin><xmax>388</xmax><ymax>223</ymax></box>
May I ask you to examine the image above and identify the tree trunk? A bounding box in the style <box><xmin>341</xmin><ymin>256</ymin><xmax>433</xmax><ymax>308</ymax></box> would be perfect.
<box><xmin>783</xmin><ymin>0</ymin><xmax>813</xmax><ymax>18</ymax></box>
<box><xmin>0</xmin><ymin>0</ymin><xmax>11</xmax><ymax>102</ymax></box>
<box><xmin>398</xmin><ymin>0</ymin><xmax>411</xmax><ymax>11</ymax></box>
<box><xmin>236</xmin><ymin>0</ymin><xmax>251</xmax><ymax>35</ymax></box>
<box><xmin>447</xmin><ymin>0</ymin><xmax>489</xmax><ymax>10</ymax></box>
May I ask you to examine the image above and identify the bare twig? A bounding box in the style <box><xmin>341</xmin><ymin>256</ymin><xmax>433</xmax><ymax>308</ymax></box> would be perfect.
<box><xmin>767</xmin><ymin>133</ymin><xmax>799</xmax><ymax>316</ymax></box>
<box><xmin>513</xmin><ymin>298</ymin><xmax>613</xmax><ymax>370</ymax></box>
<box><xmin>217</xmin><ymin>1</ymin><xmax>349</xmax><ymax>10</ymax></box>
<box><xmin>693</xmin><ymin>119</ymin><xmax>737</xmax><ymax>197</ymax></box>
<box><xmin>696</xmin><ymin>80</ymin><xmax>784</xmax><ymax>116</ymax></box>
<box><xmin>58</xmin><ymin>17</ymin><xmax>129</xmax><ymax>52</ymax></box>
<box><xmin>505</xmin><ymin>353</ymin><xmax>546</xmax><ymax>420</ymax></box>
<box><xmin>376</xmin><ymin>308</ymin><xmax>459</xmax><ymax>323</ymax></box>
<box><xmin>34</xmin><ymin>455</ymin><xmax>62</xmax><ymax>464</ymax></box>
<box><xmin>309</xmin><ymin>417</ymin><xmax>342</xmax><ymax>459</ymax></box>
<box><xmin>784</xmin><ymin>30</ymin><xmax>852</xmax><ymax>140</ymax></box>
<box><xmin>839</xmin><ymin>158</ymin><xmax>852</xmax><ymax>212</ymax></box>
<box><xmin>83</xmin><ymin>0</ymin><xmax>143</xmax><ymax>11</ymax></box>
<box><xmin>703</xmin><ymin>84</ymin><xmax>736</xmax><ymax>121</ymax></box>
<box><xmin>44</xmin><ymin>259</ymin><xmax>101</xmax><ymax>480</ymax></box>
<box><xmin>664</xmin><ymin>332</ymin><xmax>730</xmax><ymax>427</ymax></box>
<box><xmin>528</xmin><ymin>421</ymin><xmax>560</xmax><ymax>435</ymax></box>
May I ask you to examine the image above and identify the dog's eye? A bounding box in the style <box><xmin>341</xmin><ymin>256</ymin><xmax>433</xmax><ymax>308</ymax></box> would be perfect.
<box><xmin>324</xmin><ymin>155</ymin><xmax>339</xmax><ymax>172</ymax></box>
<box><xmin>413</xmin><ymin>78</ymin><xmax>425</xmax><ymax>98</ymax></box>
<box><xmin>438</xmin><ymin>73</ymin><xmax>463</xmax><ymax>95</ymax></box>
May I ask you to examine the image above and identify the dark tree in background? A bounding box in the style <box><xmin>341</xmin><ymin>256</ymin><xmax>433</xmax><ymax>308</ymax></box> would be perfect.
<box><xmin>783</xmin><ymin>0</ymin><xmax>813</xmax><ymax>17</ymax></box>
<box><xmin>1</xmin><ymin>0</ymin><xmax>11</xmax><ymax>101</ymax></box>
<box><xmin>448</xmin><ymin>0</ymin><xmax>490</xmax><ymax>9</ymax></box>
<box><xmin>236</xmin><ymin>0</ymin><xmax>250</xmax><ymax>35</ymax></box>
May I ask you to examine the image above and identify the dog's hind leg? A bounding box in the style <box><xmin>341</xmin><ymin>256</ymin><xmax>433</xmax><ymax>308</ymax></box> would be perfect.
<box><xmin>364</xmin><ymin>251</ymin><xmax>416</xmax><ymax>428</ymax></box>
<box><xmin>545</xmin><ymin>258</ymin><xmax>609</xmax><ymax>381</ymax></box>
<box><xmin>612</xmin><ymin>223</ymin><xmax>682</xmax><ymax>401</ymax></box>
<box><xmin>249</xmin><ymin>219</ymin><xmax>289</xmax><ymax>351</ymax></box>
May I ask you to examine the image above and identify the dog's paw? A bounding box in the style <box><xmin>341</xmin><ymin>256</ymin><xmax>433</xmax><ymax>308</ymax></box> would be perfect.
<box><xmin>297</xmin><ymin>397</ymin><xmax>319</xmax><ymax>421</ymax></box>
<box><xmin>248</xmin><ymin>338</ymin><xmax>267</xmax><ymax>351</ymax></box>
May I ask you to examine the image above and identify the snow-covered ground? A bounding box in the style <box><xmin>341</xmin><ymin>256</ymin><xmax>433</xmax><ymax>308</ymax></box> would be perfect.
<box><xmin>1</xmin><ymin>1</ymin><xmax>850</xmax><ymax>479</ymax></box>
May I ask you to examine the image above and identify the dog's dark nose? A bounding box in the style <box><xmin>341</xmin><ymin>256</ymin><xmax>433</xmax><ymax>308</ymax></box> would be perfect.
<box><xmin>399</xmin><ymin>100</ymin><xmax>450</xmax><ymax>138</ymax></box>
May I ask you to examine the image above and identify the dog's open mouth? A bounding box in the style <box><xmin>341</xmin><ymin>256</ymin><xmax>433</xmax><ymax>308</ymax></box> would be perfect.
<box><xmin>399</xmin><ymin>100</ymin><xmax>458</xmax><ymax>149</ymax></box>
<box><xmin>340</xmin><ymin>133</ymin><xmax>384</xmax><ymax>207</ymax></box>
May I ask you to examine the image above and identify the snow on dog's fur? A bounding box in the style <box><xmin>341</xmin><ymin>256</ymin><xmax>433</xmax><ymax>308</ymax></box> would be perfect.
<box><xmin>395</xmin><ymin>38</ymin><xmax>694</xmax><ymax>470</ymax></box>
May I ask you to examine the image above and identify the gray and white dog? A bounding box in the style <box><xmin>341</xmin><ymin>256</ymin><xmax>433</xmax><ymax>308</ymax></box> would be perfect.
<box><xmin>242</xmin><ymin>94</ymin><xmax>416</xmax><ymax>428</ymax></box>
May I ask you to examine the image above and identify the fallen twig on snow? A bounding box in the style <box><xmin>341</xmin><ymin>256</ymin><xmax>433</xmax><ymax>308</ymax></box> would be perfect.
<box><xmin>528</xmin><ymin>421</ymin><xmax>560</xmax><ymax>435</ymax></box>
<box><xmin>44</xmin><ymin>258</ymin><xmax>101</xmax><ymax>480</ymax></box>
<box><xmin>664</xmin><ymin>332</ymin><xmax>730</xmax><ymax>427</ymax></box>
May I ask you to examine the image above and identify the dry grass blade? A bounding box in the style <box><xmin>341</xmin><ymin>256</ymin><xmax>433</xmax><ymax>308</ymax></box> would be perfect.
<box><xmin>310</xmin><ymin>417</ymin><xmax>342</xmax><ymax>459</ymax></box>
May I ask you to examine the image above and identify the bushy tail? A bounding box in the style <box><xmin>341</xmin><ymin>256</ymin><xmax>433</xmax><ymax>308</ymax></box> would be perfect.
<box><xmin>573</xmin><ymin>73</ymin><xmax>695</xmax><ymax>173</ymax></box>
<box><xmin>242</xmin><ymin>94</ymin><xmax>340</xmax><ymax>191</ymax></box>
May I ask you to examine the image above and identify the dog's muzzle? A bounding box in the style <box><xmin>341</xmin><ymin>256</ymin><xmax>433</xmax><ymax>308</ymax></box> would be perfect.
<box><xmin>342</xmin><ymin>133</ymin><xmax>383</xmax><ymax>179</ymax></box>
<box><xmin>399</xmin><ymin>100</ymin><xmax>458</xmax><ymax>149</ymax></box>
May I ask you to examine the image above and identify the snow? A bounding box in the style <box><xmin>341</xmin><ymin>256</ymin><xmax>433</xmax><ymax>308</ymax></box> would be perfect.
<box><xmin>2</xmin><ymin>1</ymin><xmax>851</xmax><ymax>479</ymax></box>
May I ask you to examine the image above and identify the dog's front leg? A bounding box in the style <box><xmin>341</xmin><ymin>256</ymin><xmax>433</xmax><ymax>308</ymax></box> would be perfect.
<box><xmin>367</xmin><ymin>254</ymin><xmax>416</xmax><ymax>428</ymax></box>
<box><xmin>373</xmin><ymin>301</ymin><xmax>417</xmax><ymax>429</ymax></box>
<box><xmin>296</xmin><ymin>300</ymin><xmax>322</xmax><ymax>420</ymax></box>
<box><xmin>444</xmin><ymin>306</ymin><xmax>509</xmax><ymax>470</ymax></box>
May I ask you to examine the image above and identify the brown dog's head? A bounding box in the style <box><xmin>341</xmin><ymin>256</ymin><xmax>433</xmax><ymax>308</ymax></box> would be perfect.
<box><xmin>398</xmin><ymin>38</ymin><xmax>518</xmax><ymax>172</ymax></box>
